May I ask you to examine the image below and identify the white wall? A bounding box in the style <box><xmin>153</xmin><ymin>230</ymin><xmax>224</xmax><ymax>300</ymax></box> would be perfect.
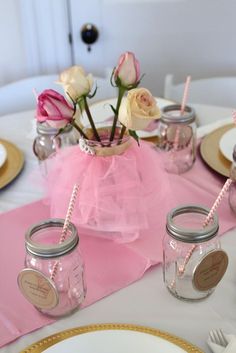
<box><xmin>69</xmin><ymin>0</ymin><xmax>236</xmax><ymax>97</ymax></box>
<box><xmin>0</xmin><ymin>0</ymin><xmax>27</xmax><ymax>86</ymax></box>
<box><xmin>0</xmin><ymin>0</ymin><xmax>236</xmax><ymax>98</ymax></box>
<box><xmin>0</xmin><ymin>0</ymin><xmax>72</xmax><ymax>87</ymax></box>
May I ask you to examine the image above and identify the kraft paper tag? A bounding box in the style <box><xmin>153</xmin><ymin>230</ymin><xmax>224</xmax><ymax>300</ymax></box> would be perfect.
<box><xmin>193</xmin><ymin>250</ymin><xmax>228</xmax><ymax>291</ymax></box>
<box><xmin>17</xmin><ymin>268</ymin><xmax>59</xmax><ymax>309</ymax></box>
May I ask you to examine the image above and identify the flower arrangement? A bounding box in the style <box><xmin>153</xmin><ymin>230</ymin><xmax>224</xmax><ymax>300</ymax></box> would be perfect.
<box><xmin>36</xmin><ymin>52</ymin><xmax>161</xmax><ymax>146</ymax></box>
<box><xmin>39</xmin><ymin>52</ymin><xmax>173</xmax><ymax>244</ymax></box>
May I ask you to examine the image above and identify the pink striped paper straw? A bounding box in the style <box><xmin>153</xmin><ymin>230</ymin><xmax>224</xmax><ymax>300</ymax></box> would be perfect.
<box><xmin>173</xmin><ymin>126</ymin><xmax>180</xmax><ymax>151</ymax></box>
<box><xmin>173</xmin><ymin>76</ymin><xmax>191</xmax><ymax>150</ymax></box>
<box><xmin>178</xmin><ymin>245</ymin><xmax>196</xmax><ymax>275</ymax></box>
<box><xmin>32</xmin><ymin>88</ymin><xmax>38</xmax><ymax>102</ymax></box>
<box><xmin>60</xmin><ymin>183</ymin><xmax>79</xmax><ymax>242</ymax></box>
<box><xmin>203</xmin><ymin>178</ymin><xmax>233</xmax><ymax>227</ymax></box>
<box><xmin>51</xmin><ymin>183</ymin><xmax>79</xmax><ymax>281</ymax></box>
<box><xmin>232</xmin><ymin>110</ymin><xmax>236</xmax><ymax>125</ymax></box>
<box><xmin>180</xmin><ymin>75</ymin><xmax>191</xmax><ymax>115</ymax></box>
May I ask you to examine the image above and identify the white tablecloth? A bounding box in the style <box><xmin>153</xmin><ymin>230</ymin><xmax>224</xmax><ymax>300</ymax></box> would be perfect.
<box><xmin>0</xmin><ymin>105</ymin><xmax>236</xmax><ymax>353</ymax></box>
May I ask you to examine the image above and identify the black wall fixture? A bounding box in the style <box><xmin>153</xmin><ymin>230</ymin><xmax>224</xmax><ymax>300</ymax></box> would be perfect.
<box><xmin>81</xmin><ymin>23</ymin><xmax>99</xmax><ymax>52</ymax></box>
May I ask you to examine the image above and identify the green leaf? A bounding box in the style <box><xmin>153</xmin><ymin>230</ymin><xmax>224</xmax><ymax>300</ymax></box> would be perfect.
<box><xmin>115</xmin><ymin>76</ymin><xmax>122</xmax><ymax>87</ymax></box>
<box><xmin>129</xmin><ymin>130</ymin><xmax>140</xmax><ymax>146</ymax></box>
<box><xmin>88</xmin><ymin>85</ymin><xmax>97</xmax><ymax>99</ymax></box>
<box><xmin>109</xmin><ymin>104</ymin><xmax>116</xmax><ymax>115</ymax></box>
<box><xmin>54</xmin><ymin>127</ymin><xmax>65</xmax><ymax>138</ymax></box>
<box><xmin>110</xmin><ymin>67</ymin><xmax>117</xmax><ymax>87</ymax></box>
<box><xmin>66</xmin><ymin>91</ymin><xmax>76</xmax><ymax>105</ymax></box>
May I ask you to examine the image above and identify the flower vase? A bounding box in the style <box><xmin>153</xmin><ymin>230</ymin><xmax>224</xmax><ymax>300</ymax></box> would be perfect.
<box><xmin>45</xmin><ymin>125</ymin><xmax>172</xmax><ymax>243</ymax></box>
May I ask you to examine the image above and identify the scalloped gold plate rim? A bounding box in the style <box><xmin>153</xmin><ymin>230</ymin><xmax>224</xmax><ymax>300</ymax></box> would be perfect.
<box><xmin>20</xmin><ymin>323</ymin><xmax>203</xmax><ymax>353</ymax></box>
<box><xmin>0</xmin><ymin>139</ymin><xmax>24</xmax><ymax>189</ymax></box>
<box><xmin>200</xmin><ymin>124</ymin><xmax>233</xmax><ymax>177</ymax></box>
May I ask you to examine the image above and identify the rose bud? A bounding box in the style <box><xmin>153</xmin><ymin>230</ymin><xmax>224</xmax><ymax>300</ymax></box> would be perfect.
<box><xmin>114</xmin><ymin>52</ymin><xmax>140</xmax><ymax>88</ymax></box>
<box><xmin>57</xmin><ymin>65</ymin><xmax>94</xmax><ymax>102</ymax></box>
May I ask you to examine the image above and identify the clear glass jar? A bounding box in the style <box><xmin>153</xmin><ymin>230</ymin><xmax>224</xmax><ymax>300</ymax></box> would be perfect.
<box><xmin>81</xmin><ymin>123</ymin><xmax>131</xmax><ymax>156</ymax></box>
<box><xmin>157</xmin><ymin>104</ymin><xmax>196</xmax><ymax>174</ymax></box>
<box><xmin>163</xmin><ymin>205</ymin><xmax>228</xmax><ymax>301</ymax></box>
<box><xmin>33</xmin><ymin>122</ymin><xmax>78</xmax><ymax>161</ymax></box>
<box><xmin>18</xmin><ymin>219</ymin><xmax>86</xmax><ymax>317</ymax></box>
<box><xmin>229</xmin><ymin>145</ymin><xmax>236</xmax><ymax>213</ymax></box>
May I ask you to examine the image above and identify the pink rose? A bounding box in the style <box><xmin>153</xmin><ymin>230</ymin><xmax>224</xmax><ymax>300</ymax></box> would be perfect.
<box><xmin>36</xmin><ymin>89</ymin><xmax>74</xmax><ymax>128</ymax></box>
<box><xmin>114</xmin><ymin>52</ymin><xmax>140</xmax><ymax>87</ymax></box>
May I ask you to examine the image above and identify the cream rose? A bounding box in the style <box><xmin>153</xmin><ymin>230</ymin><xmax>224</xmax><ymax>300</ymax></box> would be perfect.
<box><xmin>118</xmin><ymin>88</ymin><xmax>160</xmax><ymax>130</ymax></box>
<box><xmin>57</xmin><ymin>65</ymin><xmax>94</xmax><ymax>102</ymax></box>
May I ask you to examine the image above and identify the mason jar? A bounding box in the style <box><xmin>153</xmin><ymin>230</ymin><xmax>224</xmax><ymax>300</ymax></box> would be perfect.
<box><xmin>81</xmin><ymin>123</ymin><xmax>131</xmax><ymax>156</ymax></box>
<box><xmin>17</xmin><ymin>219</ymin><xmax>86</xmax><ymax>317</ymax></box>
<box><xmin>157</xmin><ymin>104</ymin><xmax>196</xmax><ymax>174</ymax></box>
<box><xmin>163</xmin><ymin>205</ymin><xmax>228</xmax><ymax>301</ymax></box>
<box><xmin>33</xmin><ymin>122</ymin><xmax>78</xmax><ymax>161</ymax></box>
<box><xmin>229</xmin><ymin>145</ymin><xmax>236</xmax><ymax>213</ymax></box>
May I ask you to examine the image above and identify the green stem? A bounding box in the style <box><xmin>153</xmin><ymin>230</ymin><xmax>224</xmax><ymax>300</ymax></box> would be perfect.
<box><xmin>84</xmin><ymin>97</ymin><xmax>101</xmax><ymax>142</ymax></box>
<box><xmin>72</xmin><ymin>101</ymin><xmax>77</xmax><ymax>116</ymax></box>
<box><xmin>71</xmin><ymin>121</ymin><xmax>88</xmax><ymax>139</ymax></box>
<box><xmin>118</xmin><ymin>125</ymin><xmax>126</xmax><ymax>144</ymax></box>
<box><xmin>109</xmin><ymin>87</ymin><xmax>126</xmax><ymax>142</ymax></box>
<box><xmin>70</xmin><ymin>100</ymin><xmax>89</xmax><ymax>139</ymax></box>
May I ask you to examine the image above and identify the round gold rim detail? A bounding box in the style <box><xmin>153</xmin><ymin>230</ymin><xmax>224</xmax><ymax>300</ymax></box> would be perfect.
<box><xmin>20</xmin><ymin>323</ymin><xmax>203</xmax><ymax>353</ymax></box>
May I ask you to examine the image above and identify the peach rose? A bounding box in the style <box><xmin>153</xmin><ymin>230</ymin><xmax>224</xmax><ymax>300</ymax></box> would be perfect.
<box><xmin>118</xmin><ymin>88</ymin><xmax>160</xmax><ymax>130</ymax></box>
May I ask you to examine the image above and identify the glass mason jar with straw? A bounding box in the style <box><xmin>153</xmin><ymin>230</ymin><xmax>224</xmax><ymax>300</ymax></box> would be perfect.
<box><xmin>163</xmin><ymin>178</ymin><xmax>231</xmax><ymax>301</ymax></box>
<box><xmin>157</xmin><ymin>76</ymin><xmax>197</xmax><ymax>174</ymax></box>
<box><xmin>158</xmin><ymin>104</ymin><xmax>196</xmax><ymax>174</ymax></box>
<box><xmin>163</xmin><ymin>204</ymin><xmax>227</xmax><ymax>301</ymax></box>
<box><xmin>17</xmin><ymin>184</ymin><xmax>86</xmax><ymax>317</ymax></box>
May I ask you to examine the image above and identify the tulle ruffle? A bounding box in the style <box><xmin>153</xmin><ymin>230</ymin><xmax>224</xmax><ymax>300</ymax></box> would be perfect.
<box><xmin>45</xmin><ymin>139</ymin><xmax>172</xmax><ymax>243</ymax></box>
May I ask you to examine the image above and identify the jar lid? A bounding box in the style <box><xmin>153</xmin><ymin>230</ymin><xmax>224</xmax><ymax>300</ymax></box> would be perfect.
<box><xmin>36</xmin><ymin>122</ymin><xmax>73</xmax><ymax>135</ymax></box>
<box><xmin>25</xmin><ymin>219</ymin><xmax>79</xmax><ymax>258</ymax></box>
<box><xmin>161</xmin><ymin>104</ymin><xmax>195</xmax><ymax>124</ymax></box>
<box><xmin>166</xmin><ymin>204</ymin><xmax>219</xmax><ymax>243</ymax></box>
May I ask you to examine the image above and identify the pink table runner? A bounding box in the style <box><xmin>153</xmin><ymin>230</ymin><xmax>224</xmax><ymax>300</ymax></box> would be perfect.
<box><xmin>1</xmin><ymin>147</ymin><xmax>236</xmax><ymax>347</ymax></box>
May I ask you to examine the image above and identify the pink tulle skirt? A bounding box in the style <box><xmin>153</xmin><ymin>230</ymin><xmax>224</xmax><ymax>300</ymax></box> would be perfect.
<box><xmin>45</xmin><ymin>139</ymin><xmax>172</xmax><ymax>243</ymax></box>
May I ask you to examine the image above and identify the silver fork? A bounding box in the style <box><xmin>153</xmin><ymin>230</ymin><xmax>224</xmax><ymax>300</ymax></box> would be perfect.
<box><xmin>209</xmin><ymin>329</ymin><xmax>228</xmax><ymax>347</ymax></box>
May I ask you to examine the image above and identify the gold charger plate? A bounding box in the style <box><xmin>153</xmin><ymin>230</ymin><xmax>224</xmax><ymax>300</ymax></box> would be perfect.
<box><xmin>20</xmin><ymin>323</ymin><xmax>203</xmax><ymax>353</ymax></box>
<box><xmin>200</xmin><ymin>124</ymin><xmax>233</xmax><ymax>177</ymax></box>
<box><xmin>0</xmin><ymin>139</ymin><xmax>24</xmax><ymax>189</ymax></box>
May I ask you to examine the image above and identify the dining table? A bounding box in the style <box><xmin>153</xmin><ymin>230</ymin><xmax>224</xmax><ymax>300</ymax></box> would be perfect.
<box><xmin>0</xmin><ymin>100</ymin><xmax>236</xmax><ymax>353</ymax></box>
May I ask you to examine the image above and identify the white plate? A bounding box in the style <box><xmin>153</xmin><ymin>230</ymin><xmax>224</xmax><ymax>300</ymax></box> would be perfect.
<box><xmin>0</xmin><ymin>143</ymin><xmax>7</xmax><ymax>168</ymax></box>
<box><xmin>88</xmin><ymin>97</ymin><xmax>174</xmax><ymax>138</ymax></box>
<box><xmin>219</xmin><ymin>127</ymin><xmax>236</xmax><ymax>162</ymax></box>
<box><xmin>23</xmin><ymin>324</ymin><xmax>202</xmax><ymax>353</ymax></box>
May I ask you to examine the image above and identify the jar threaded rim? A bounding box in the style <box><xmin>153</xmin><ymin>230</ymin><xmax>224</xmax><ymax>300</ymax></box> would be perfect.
<box><xmin>25</xmin><ymin>218</ymin><xmax>79</xmax><ymax>258</ymax></box>
<box><xmin>166</xmin><ymin>204</ymin><xmax>219</xmax><ymax>243</ymax></box>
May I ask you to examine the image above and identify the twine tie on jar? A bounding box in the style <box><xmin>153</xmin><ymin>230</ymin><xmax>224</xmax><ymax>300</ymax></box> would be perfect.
<box><xmin>79</xmin><ymin>137</ymin><xmax>95</xmax><ymax>155</ymax></box>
